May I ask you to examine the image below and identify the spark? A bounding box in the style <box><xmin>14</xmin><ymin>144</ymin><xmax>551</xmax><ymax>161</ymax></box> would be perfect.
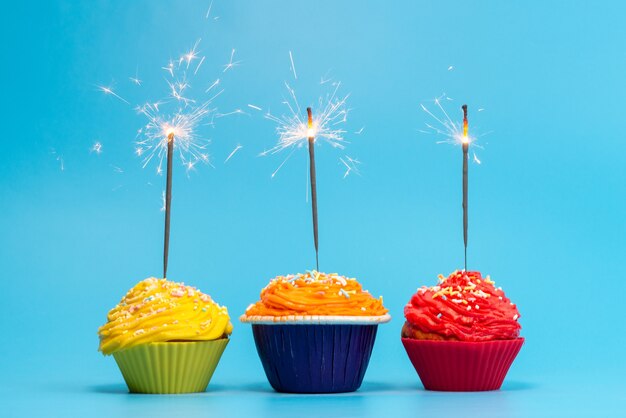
<box><xmin>224</xmin><ymin>144</ymin><xmax>243</xmax><ymax>163</ymax></box>
<box><xmin>129</xmin><ymin>66</ymin><xmax>142</xmax><ymax>85</ymax></box>
<box><xmin>111</xmin><ymin>164</ymin><xmax>124</xmax><ymax>173</ymax></box>
<box><xmin>51</xmin><ymin>148</ymin><xmax>65</xmax><ymax>171</ymax></box>
<box><xmin>205</xmin><ymin>0</ymin><xmax>213</xmax><ymax>18</ymax></box>
<box><xmin>288</xmin><ymin>51</ymin><xmax>297</xmax><ymax>79</ymax></box>
<box><xmin>91</xmin><ymin>141</ymin><xmax>103</xmax><ymax>154</ymax></box>
<box><xmin>206</xmin><ymin>78</ymin><xmax>220</xmax><ymax>93</ymax></box>
<box><xmin>478</xmin><ymin>108</ymin><xmax>485</xmax><ymax>112</ymax></box>
<box><xmin>216</xmin><ymin>109</ymin><xmax>247</xmax><ymax>118</ymax></box>
<box><xmin>448</xmin><ymin>65</ymin><xmax>454</xmax><ymax>71</ymax></box>
<box><xmin>263</xmin><ymin>78</ymin><xmax>351</xmax><ymax>177</ymax></box>
<box><xmin>223</xmin><ymin>49</ymin><xmax>241</xmax><ymax>73</ymax></box>
<box><xmin>340</xmin><ymin>155</ymin><xmax>361</xmax><ymax>178</ymax></box>
<box><xmin>320</xmin><ymin>70</ymin><xmax>333</xmax><ymax>85</ymax></box>
<box><xmin>98</xmin><ymin>85</ymin><xmax>129</xmax><ymax>104</ymax></box>
<box><xmin>161</xmin><ymin>190</ymin><xmax>166</xmax><ymax>212</ymax></box>
<box><xmin>162</xmin><ymin>60</ymin><xmax>175</xmax><ymax>77</ymax></box>
<box><xmin>166</xmin><ymin>77</ymin><xmax>195</xmax><ymax>105</ymax></box>
<box><xmin>354</xmin><ymin>127</ymin><xmax>364</xmax><ymax>134</ymax></box>
<box><xmin>247</xmin><ymin>104</ymin><xmax>262</xmax><ymax>111</ymax></box>
<box><xmin>185</xmin><ymin>160</ymin><xmax>197</xmax><ymax>173</ymax></box>
<box><xmin>270</xmin><ymin>147</ymin><xmax>297</xmax><ymax>178</ymax></box>
<box><xmin>194</xmin><ymin>56</ymin><xmax>205</xmax><ymax>75</ymax></box>
<box><xmin>180</xmin><ymin>39</ymin><xmax>201</xmax><ymax>69</ymax></box>
<box><xmin>473</xmin><ymin>152</ymin><xmax>481</xmax><ymax>164</ymax></box>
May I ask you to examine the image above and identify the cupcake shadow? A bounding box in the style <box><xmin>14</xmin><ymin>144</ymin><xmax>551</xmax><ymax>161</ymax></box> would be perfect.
<box><xmin>89</xmin><ymin>383</ymin><xmax>231</xmax><ymax>395</ymax></box>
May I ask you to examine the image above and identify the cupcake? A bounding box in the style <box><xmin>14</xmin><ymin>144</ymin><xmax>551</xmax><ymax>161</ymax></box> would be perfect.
<box><xmin>98</xmin><ymin>278</ymin><xmax>233</xmax><ymax>394</ymax></box>
<box><xmin>240</xmin><ymin>271</ymin><xmax>390</xmax><ymax>393</ymax></box>
<box><xmin>402</xmin><ymin>270</ymin><xmax>523</xmax><ymax>391</ymax></box>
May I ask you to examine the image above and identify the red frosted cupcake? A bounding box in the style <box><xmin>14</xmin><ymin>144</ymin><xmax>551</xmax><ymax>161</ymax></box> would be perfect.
<box><xmin>402</xmin><ymin>270</ymin><xmax>523</xmax><ymax>391</ymax></box>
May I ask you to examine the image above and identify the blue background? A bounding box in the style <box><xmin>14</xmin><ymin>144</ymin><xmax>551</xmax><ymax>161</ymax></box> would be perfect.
<box><xmin>2</xmin><ymin>1</ymin><xmax>625</xmax><ymax>417</ymax></box>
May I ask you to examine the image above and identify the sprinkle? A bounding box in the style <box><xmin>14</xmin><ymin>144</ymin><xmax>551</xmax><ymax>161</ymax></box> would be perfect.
<box><xmin>361</xmin><ymin>307</ymin><xmax>367</xmax><ymax>311</ymax></box>
<box><xmin>436</xmin><ymin>313</ymin><xmax>442</xmax><ymax>318</ymax></box>
<box><xmin>475</xmin><ymin>304</ymin><xmax>480</xmax><ymax>309</ymax></box>
<box><xmin>133</xmin><ymin>329</ymin><xmax>145</xmax><ymax>336</ymax></box>
<box><xmin>171</xmin><ymin>289</ymin><xmax>185</xmax><ymax>297</ymax></box>
<box><xmin>467</xmin><ymin>306</ymin><xmax>472</xmax><ymax>311</ymax></box>
<box><xmin>513</xmin><ymin>314</ymin><xmax>519</xmax><ymax>320</ymax></box>
<box><xmin>452</xmin><ymin>298</ymin><xmax>464</xmax><ymax>304</ymax></box>
<box><xmin>339</xmin><ymin>289</ymin><xmax>350</xmax><ymax>299</ymax></box>
<box><xmin>202</xmin><ymin>308</ymin><xmax>207</xmax><ymax>312</ymax></box>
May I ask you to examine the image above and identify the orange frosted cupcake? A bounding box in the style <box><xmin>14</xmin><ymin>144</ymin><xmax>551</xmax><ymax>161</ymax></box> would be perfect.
<box><xmin>241</xmin><ymin>271</ymin><xmax>390</xmax><ymax>393</ymax></box>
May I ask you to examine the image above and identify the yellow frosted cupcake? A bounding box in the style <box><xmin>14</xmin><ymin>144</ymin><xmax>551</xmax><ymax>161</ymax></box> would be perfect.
<box><xmin>98</xmin><ymin>278</ymin><xmax>233</xmax><ymax>394</ymax></box>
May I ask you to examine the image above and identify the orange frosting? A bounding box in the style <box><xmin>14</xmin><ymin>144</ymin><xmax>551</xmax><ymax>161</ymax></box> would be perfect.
<box><xmin>244</xmin><ymin>272</ymin><xmax>388</xmax><ymax>316</ymax></box>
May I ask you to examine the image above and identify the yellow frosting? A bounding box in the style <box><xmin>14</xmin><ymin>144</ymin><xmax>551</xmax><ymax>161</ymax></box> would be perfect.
<box><xmin>98</xmin><ymin>278</ymin><xmax>233</xmax><ymax>355</ymax></box>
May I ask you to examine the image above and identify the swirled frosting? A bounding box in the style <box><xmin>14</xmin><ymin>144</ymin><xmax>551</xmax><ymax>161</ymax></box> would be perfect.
<box><xmin>244</xmin><ymin>271</ymin><xmax>388</xmax><ymax>316</ymax></box>
<box><xmin>98</xmin><ymin>278</ymin><xmax>233</xmax><ymax>355</ymax></box>
<box><xmin>402</xmin><ymin>271</ymin><xmax>521</xmax><ymax>342</ymax></box>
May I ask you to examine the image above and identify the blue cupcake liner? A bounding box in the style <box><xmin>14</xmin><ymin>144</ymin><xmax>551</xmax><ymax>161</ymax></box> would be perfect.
<box><xmin>251</xmin><ymin>323</ymin><xmax>379</xmax><ymax>393</ymax></box>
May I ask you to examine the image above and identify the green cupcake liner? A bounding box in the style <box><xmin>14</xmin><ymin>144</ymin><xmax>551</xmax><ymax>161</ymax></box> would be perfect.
<box><xmin>112</xmin><ymin>339</ymin><xmax>229</xmax><ymax>394</ymax></box>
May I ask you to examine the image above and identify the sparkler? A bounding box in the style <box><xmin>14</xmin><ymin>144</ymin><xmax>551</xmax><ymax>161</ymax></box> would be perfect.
<box><xmin>135</xmin><ymin>50</ymin><xmax>223</xmax><ymax>278</ymax></box>
<box><xmin>420</xmin><ymin>95</ymin><xmax>484</xmax><ymax>272</ymax></box>
<box><xmin>263</xmin><ymin>62</ymin><xmax>352</xmax><ymax>270</ymax></box>
<box><xmin>462</xmin><ymin>105</ymin><xmax>469</xmax><ymax>272</ymax></box>
<box><xmin>307</xmin><ymin>107</ymin><xmax>319</xmax><ymax>270</ymax></box>
<box><xmin>99</xmin><ymin>39</ymin><xmax>237</xmax><ymax>279</ymax></box>
<box><xmin>163</xmin><ymin>132</ymin><xmax>174</xmax><ymax>278</ymax></box>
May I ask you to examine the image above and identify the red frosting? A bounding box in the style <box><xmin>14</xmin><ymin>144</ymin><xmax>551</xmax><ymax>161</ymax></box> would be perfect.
<box><xmin>404</xmin><ymin>271</ymin><xmax>521</xmax><ymax>342</ymax></box>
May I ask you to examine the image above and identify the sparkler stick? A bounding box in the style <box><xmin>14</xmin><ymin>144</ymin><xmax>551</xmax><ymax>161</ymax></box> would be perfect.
<box><xmin>307</xmin><ymin>107</ymin><xmax>319</xmax><ymax>271</ymax></box>
<box><xmin>163</xmin><ymin>132</ymin><xmax>174</xmax><ymax>278</ymax></box>
<box><xmin>461</xmin><ymin>104</ymin><xmax>469</xmax><ymax>272</ymax></box>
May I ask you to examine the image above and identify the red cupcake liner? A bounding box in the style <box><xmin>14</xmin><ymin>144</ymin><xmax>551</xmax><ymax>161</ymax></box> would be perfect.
<box><xmin>402</xmin><ymin>337</ymin><xmax>524</xmax><ymax>391</ymax></box>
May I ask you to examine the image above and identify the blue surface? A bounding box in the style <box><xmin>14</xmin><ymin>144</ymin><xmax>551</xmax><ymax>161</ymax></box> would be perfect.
<box><xmin>2</xmin><ymin>1</ymin><xmax>625</xmax><ymax>417</ymax></box>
